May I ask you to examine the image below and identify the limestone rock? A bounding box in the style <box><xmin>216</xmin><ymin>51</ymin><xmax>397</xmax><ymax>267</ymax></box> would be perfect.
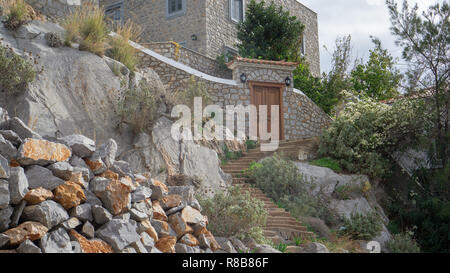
<box><xmin>84</xmin><ymin>189</ymin><xmax>102</xmax><ymax>207</ymax></box>
<box><xmin>139</xmin><ymin>219</ymin><xmax>158</xmax><ymax>242</ymax></box>
<box><xmin>70</xmin><ymin>203</ymin><xmax>93</xmax><ymax>222</ymax></box>
<box><xmin>204</xmin><ymin>231</ymin><xmax>220</xmax><ymax>251</ymax></box>
<box><xmin>61</xmin><ymin>217</ymin><xmax>82</xmax><ymax>231</ymax></box>
<box><xmin>0</xmin><ymin>234</ymin><xmax>8</xmax><ymax>248</ymax></box>
<box><xmin>3</xmin><ymin>221</ymin><xmax>48</xmax><ymax>246</ymax></box>
<box><xmin>0</xmin><ymin>130</ymin><xmax>22</xmax><ymax>146</ymax></box>
<box><xmin>17</xmin><ymin>138</ymin><xmax>71</xmax><ymax>166</ymax></box>
<box><xmin>84</xmin><ymin>157</ymin><xmax>107</xmax><ymax>175</ymax></box>
<box><xmin>0</xmin><ymin>107</ymin><xmax>8</xmax><ymax>123</ymax></box>
<box><xmin>95</xmin><ymin>219</ymin><xmax>140</xmax><ymax>252</ymax></box>
<box><xmin>181</xmin><ymin>206</ymin><xmax>206</xmax><ymax>225</ymax></box>
<box><xmin>70</xmin><ymin>156</ymin><xmax>94</xmax><ymax>181</ymax></box>
<box><xmin>140</xmin><ymin>232</ymin><xmax>155</xmax><ymax>252</ymax></box>
<box><xmin>40</xmin><ymin>228</ymin><xmax>73</xmax><ymax>253</ymax></box>
<box><xmin>0</xmin><ymin>134</ymin><xmax>18</xmax><ymax>161</ymax></box>
<box><xmin>152</xmin><ymin>200</ymin><xmax>168</xmax><ymax>221</ymax></box>
<box><xmin>168</xmin><ymin>212</ymin><xmax>193</xmax><ymax>239</ymax></box>
<box><xmin>254</xmin><ymin>244</ymin><xmax>282</xmax><ymax>253</ymax></box>
<box><xmin>155</xmin><ymin>236</ymin><xmax>176</xmax><ymax>253</ymax></box>
<box><xmin>130</xmin><ymin>239</ymin><xmax>148</xmax><ymax>253</ymax></box>
<box><xmin>53</xmin><ymin>181</ymin><xmax>86</xmax><ymax>210</ymax></box>
<box><xmin>17</xmin><ymin>239</ymin><xmax>42</xmax><ymax>253</ymax></box>
<box><xmin>47</xmin><ymin>162</ymin><xmax>75</xmax><ymax>180</ymax></box>
<box><xmin>92</xmin><ymin>205</ymin><xmax>113</xmax><ymax>225</ymax></box>
<box><xmin>90</xmin><ymin>176</ymin><xmax>131</xmax><ymax>216</ymax></box>
<box><xmin>215</xmin><ymin>237</ymin><xmax>237</xmax><ymax>253</ymax></box>
<box><xmin>22</xmin><ymin>200</ymin><xmax>69</xmax><ymax>229</ymax></box>
<box><xmin>8</xmin><ymin>167</ymin><xmax>29</xmax><ymax>205</ymax></box>
<box><xmin>299</xmin><ymin>242</ymin><xmax>330</xmax><ymax>253</ymax></box>
<box><xmin>25</xmin><ymin>165</ymin><xmax>65</xmax><ymax>191</ymax></box>
<box><xmin>92</xmin><ymin>139</ymin><xmax>117</xmax><ymax>168</ymax></box>
<box><xmin>81</xmin><ymin>221</ymin><xmax>95</xmax><ymax>239</ymax></box>
<box><xmin>7</xmin><ymin>118</ymin><xmax>41</xmax><ymax>140</ymax></box>
<box><xmin>131</xmin><ymin>186</ymin><xmax>152</xmax><ymax>203</ymax></box>
<box><xmin>0</xmin><ymin>206</ymin><xmax>13</xmax><ymax>232</ymax></box>
<box><xmin>179</xmin><ymin>233</ymin><xmax>199</xmax><ymax>247</ymax></box>
<box><xmin>0</xmin><ymin>154</ymin><xmax>10</xmax><ymax>179</ymax></box>
<box><xmin>151</xmin><ymin>219</ymin><xmax>177</xmax><ymax>238</ymax></box>
<box><xmin>0</xmin><ymin>179</ymin><xmax>9</xmax><ymax>209</ymax></box>
<box><xmin>24</xmin><ymin>187</ymin><xmax>54</xmax><ymax>205</ymax></box>
<box><xmin>69</xmin><ymin>230</ymin><xmax>113</xmax><ymax>253</ymax></box>
<box><xmin>175</xmin><ymin>243</ymin><xmax>195</xmax><ymax>253</ymax></box>
<box><xmin>150</xmin><ymin>179</ymin><xmax>168</xmax><ymax>200</ymax></box>
<box><xmin>160</xmin><ymin>194</ymin><xmax>182</xmax><ymax>210</ymax></box>
<box><xmin>10</xmin><ymin>200</ymin><xmax>27</xmax><ymax>228</ymax></box>
<box><xmin>59</xmin><ymin>135</ymin><xmax>95</xmax><ymax>158</ymax></box>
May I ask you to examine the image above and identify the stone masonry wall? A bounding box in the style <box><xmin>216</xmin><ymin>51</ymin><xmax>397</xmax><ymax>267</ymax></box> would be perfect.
<box><xmin>144</xmin><ymin>42</ymin><xmax>232</xmax><ymax>79</ymax></box>
<box><xmin>26</xmin><ymin>0</ymin><xmax>98</xmax><ymax>20</ymax></box>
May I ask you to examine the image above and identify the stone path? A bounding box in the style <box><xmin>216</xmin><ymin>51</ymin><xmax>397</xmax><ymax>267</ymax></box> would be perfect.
<box><xmin>221</xmin><ymin>138</ymin><xmax>320</xmax><ymax>243</ymax></box>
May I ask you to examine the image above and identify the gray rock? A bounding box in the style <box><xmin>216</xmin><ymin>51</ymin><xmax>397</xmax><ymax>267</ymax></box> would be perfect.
<box><xmin>0</xmin><ymin>154</ymin><xmax>10</xmax><ymax>179</ymax></box>
<box><xmin>10</xmin><ymin>199</ymin><xmax>27</xmax><ymax>228</ymax></box>
<box><xmin>229</xmin><ymin>237</ymin><xmax>248</xmax><ymax>253</ymax></box>
<box><xmin>132</xmin><ymin>201</ymin><xmax>152</xmax><ymax>218</ymax></box>
<box><xmin>151</xmin><ymin>219</ymin><xmax>177</xmax><ymax>238</ymax></box>
<box><xmin>22</xmin><ymin>200</ymin><xmax>69</xmax><ymax>229</ymax></box>
<box><xmin>8</xmin><ymin>118</ymin><xmax>41</xmax><ymax>140</ymax></box>
<box><xmin>140</xmin><ymin>232</ymin><xmax>155</xmax><ymax>252</ymax></box>
<box><xmin>175</xmin><ymin>243</ymin><xmax>195</xmax><ymax>253</ymax></box>
<box><xmin>90</xmin><ymin>177</ymin><xmax>131</xmax><ymax>216</ymax></box>
<box><xmin>70</xmin><ymin>203</ymin><xmax>93</xmax><ymax>222</ymax></box>
<box><xmin>111</xmin><ymin>160</ymin><xmax>133</xmax><ymax>178</ymax></box>
<box><xmin>0</xmin><ymin>130</ymin><xmax>22</xmax><ymax>146</ymax></box>
<box><xmin>9</xmin><ymin>167</ymin><xmax>29</xmax><ymax>205</ymax></box>
<box><xmin>0</xmin><ymin>134</ymin><xmax>17</xmax><ymax>161</ymax></box>
<box><xmin>0</xmin><ymin>206</ymin><xmax>13</xmax><ymax>232</ymax></box>
<box><xmin>61</xmin><ymin>217</ymin><xmax>82</xmax><ymax>231</ymax></box>
<box><xmin>25</xmin><ymin>165</ymin><xmax>65</xmax><ymax>191</ymax></box>
<box><xmin>131</xmin><ymin>186</ymin><xmax>152</xmax><ymax>203</ymax></box>
<box><xmin>81</xmin><ymin>221</ymin><xmax>95</xmax><ymax>239</ymax></box>
<box><xmin>165</xmin><ymin>205</ymin><xmax>185</xmax><ymax>216</ymax></box>
<box><xmin>92</xmin><ymin>139</ymin><xmax>117</xmax><ymax>168</ymax></box>
<box><xmin>17</xmin><ymin>240</ymin><xmax>42</xmax><ymax>253</ymax></box>
<box><xmin>215</xmin><ymin>237</ymin><xmax>237</xmax><ymax>253</ymax></box>
<box><xmin>300</xmin><ymin>242</ymin><xmax>330</xmax><ymax>253</ymax></box>
<box><xmin>168</xmin><ymin>186</ymin><xmax>195</xmax><ymax>206</ymax></box>
<box><xmin>0</xmin><ymin>233</ymin><xmax>9</xmax><ymax>248</ymax></box>
<box><xmin>92</xmin><ymin>205</ymin><xmax>113</xmax><ymax>225</ymax></box>
<box><xmin>84</xmin><ymin>189</ymin><xmax>103</xmax><ymax>207</ymax></box>
<box><xmin>40</xmin><ymin>228</ymin><xmax>73</xmax><ymax>253</ymax></box>
<box><xmin>121</xmin><ymin>247</ymin><xmax>137</xmax><ymax>253</ymax></box>
<box><xmin>253</xmin><ymin>244</ymin><xmax>282</xmax><ymax>253</ymax></box>
<box><xmin>96</xmin><ymin>219</ymin><xmax>140</xmax><ymax>252</ymax></box>
<box><xmin>0</xmin><ymin>179</ymin><xmax>9</xmax><ymax>209</ymax></box>
<box><xmin>69</xmin><ymin>156</ymin><xmax>94</xmax><ymax>181</ymax></box>
<box><xmin>130</xmin><ymin>239</ymin><xmax>148</xmax><ymax>253</ymax></box>
<box><xmin>0</xmin><ymin>107</ymin><xmax>8</xmax><ymax>124</ymax></box>
<box><xmin>47</xmin><ymin>162</ymin><xmax>75</xmax><ymax>180</ymax></box>
<box><xmin>130</xmin><ymin>208</ymin><xmax>148</xmax><ymax>222</ymax></box>
<box><xmin>198</xmin><ymin>234</ymin><xmax>211</xmax><ymax>249</ymax></box>
<box><xmin>59</xmin><ymin>135</ymin><xmax>95</xmax><ymax>158</ymax></box>
<box><xmin>190</xmin><ymin>199</ymin><xmax>202</xmax><ymax>212</ymax></box>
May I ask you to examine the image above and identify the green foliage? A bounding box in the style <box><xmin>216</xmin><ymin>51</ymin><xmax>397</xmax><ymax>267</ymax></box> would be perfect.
<box><xmin>245</xmin><ymin>139</ymin><xmax>258</xmax><ymax>151</ymax></box>
<box><xmin>237</xmin><ymin>0</ymin><xmax>305</xmax><ymax>61</ymax></box>
<box><xmin>198</xmin><ymin>186</ymin><xmax>268</xmax><ymax>243</ymax></box>
<box><xmin>273</xmin><ymin>243</ymin><xmax>288</xmax><ymax>253</ymax></box>
<box><xmin>387</xmin><ymin>232</ymin><xmax>421</xmax><ymax>253</ymax></box>
<box><xmin>0</xmin><ymin>42</ymin><xmax>36</xmax><ymax>95</ymax></box>
<box><xmin>386</xmin><ymin>163</ymin><xmax>450</xmax><ymax>253</ymax></box>
<box><xmin>176</xmin><ymin>76</ymin><xmax>211</xmax><ymax>109</ymax></box>
<box><xmin>243</xmin><ymin>162</ymin><xmax>263</xmax><ymax>178</ymax></box>
<box><xmin>3</xmin><ymin>0</ymin><xmax>27</xmax><ymax>31</ymax></box>
<box><xmin>339</xmin><ymin>212</ymin><xmax>383</xmax><ymax>240</ymax></box>
<box><xmin>319</xmin><ymin>98</ymin><xmax>432</xmax><ymax>178</ymax></box>
<box><xmin>220</xmin><ymin>145</ymin><xmax>243</xmax><ymax>165</ymax></box>
<box><xmin>108</xmin><ymin>20</ymin><xmax>142</xmax><ymax>71</ymax></box>
<box><xmin>118</xmin><ymin>80</ymin><xmax>157</xmax><ymax>134</ymax></box>
<box><xmin>350</xmin><ymin>37</ymin><xmax>402</xmax><ymax>101</ymax></box>
<box><xmin>310</xmin><ymin>157</ymin><xmax>342</xmax><ymax>173</ymax></box>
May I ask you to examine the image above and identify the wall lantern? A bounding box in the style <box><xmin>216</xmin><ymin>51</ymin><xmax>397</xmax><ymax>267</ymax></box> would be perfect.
<box><xmin>240</xmin><ymin>73</ymin><xmax>247</xmax><ymax>83</ymax></box>
<box><xmin>191</xmin><ymin>34</ymin><xmax>198</xmax><ymax>41</ymax></box>
<box><xmin>285</xmin><ymin>77</ymin><xmax>292</xmax><ymax>87</ymax></box>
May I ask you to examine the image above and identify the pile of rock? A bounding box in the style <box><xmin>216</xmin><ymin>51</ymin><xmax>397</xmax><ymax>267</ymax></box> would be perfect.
<box><xmin>0</xmin><ymin>109</ymin><xmax>244</xmax><ymax>253</ymax></box>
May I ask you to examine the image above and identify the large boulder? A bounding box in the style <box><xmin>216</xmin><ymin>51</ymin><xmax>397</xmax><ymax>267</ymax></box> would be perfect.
<box><xmin>22</xmin><ymin>200</ymin><xmax>69</xmax><ymax>229</ymax></box>
<box><xmin>95</xmin><ymin>219</ymin><xmax>140</xmax><ymax>252</ymax></box>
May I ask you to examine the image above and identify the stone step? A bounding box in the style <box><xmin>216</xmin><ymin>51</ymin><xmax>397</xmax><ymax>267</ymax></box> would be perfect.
<box><xmin>264</xmin><ymin>228</ymin><xmax>314</xmax><ymax>240</ymax></box>
<box><xmin>266</xmin><ymin>223</ymin><xmax>307</xmax><ymax>232</ymax></box>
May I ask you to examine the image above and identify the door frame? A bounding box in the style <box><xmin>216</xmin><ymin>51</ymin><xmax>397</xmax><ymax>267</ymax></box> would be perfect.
<box><xmin>248</xmin><ymin>81</ymin><xmax>285</xmax><ymax>140</ymax></box>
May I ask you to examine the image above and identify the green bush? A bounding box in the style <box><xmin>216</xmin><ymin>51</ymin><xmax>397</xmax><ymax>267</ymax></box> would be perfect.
<box><xmin>339</xmin><ymin>212</ymin><xmax>383</xmax><ymax>240</ymax></box>
<box><xmin>220</xmin><ymin>145</ymin><xmax>243</xmax><ymax>165</ymax></box>
<box><xmin>310</xmin><ymin>157</ymin><xmax>342</xmax><ymax>173</ymax></box>
<box><xmin>108</xmin><ymin>20</ymin><xmax>142</xmax><ymax>71</ymax></box>
<box><xmin>3</xmin><ymin>0</ymin><xmax>28</xmax><ymax>31</ymax></box>
<box><xmin>0</xmin><ymin>42</ymin><xmax>36</xmax><ymax>95</ymax></box>
<box><xmin>245</xmin><ymin>139</ymin><xmax>258</xmax><ymax>150</ymax></box>
<box><xmin>387</xmin><ymin>232</ymin><xmax>421</xmax><ymax>253</ymax></box>
<box><xmin>198</xmin><ymin>186</ymin><xmax>268</xmax><ymax>243</ymax></box>
<box><xmin>319</xmin><ymin>98</ymin><xmax>431</xmax><ymax>178</ymax></box>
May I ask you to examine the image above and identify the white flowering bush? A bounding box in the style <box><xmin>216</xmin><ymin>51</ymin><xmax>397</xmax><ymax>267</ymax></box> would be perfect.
<box><xmin>319</xmin><ymin>98</ymin><xmax>431</xmax><ymax>178</ymax></box>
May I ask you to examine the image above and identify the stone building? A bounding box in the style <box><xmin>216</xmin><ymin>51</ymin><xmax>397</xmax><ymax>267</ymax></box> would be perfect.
<box><xmin>100</xmin><ymin>0</ymin><xmax>320</xmax><ymax>77</ymax></box>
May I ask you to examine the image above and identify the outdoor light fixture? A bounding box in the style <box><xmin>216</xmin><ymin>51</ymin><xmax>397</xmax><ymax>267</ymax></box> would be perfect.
<box><xmin>240</xmin><ymin>73</ymin><xmax>247</xmax><ymax>83</ymax></box>
<box><xmin>191</xmin><ymin>34</ymin><xmax>198</xmax><ymax>41</ymax></box>
<box><xmin>285</xmin><ymin>77</ymin><xmax>292</xmax><ymax>87</ymax></box>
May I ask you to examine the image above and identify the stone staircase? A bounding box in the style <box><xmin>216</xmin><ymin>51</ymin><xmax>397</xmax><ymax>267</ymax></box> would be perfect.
<box><xmin>220</xmin><ymin>138</ymin><xmax>320</xmax><ymax>243</ymax></box>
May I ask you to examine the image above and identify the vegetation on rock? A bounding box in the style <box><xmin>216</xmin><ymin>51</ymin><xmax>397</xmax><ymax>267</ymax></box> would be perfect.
<box><xmin>339</xmin><ymin>212</ymin><xmax>383</xmax><ymax>241</ymax></box>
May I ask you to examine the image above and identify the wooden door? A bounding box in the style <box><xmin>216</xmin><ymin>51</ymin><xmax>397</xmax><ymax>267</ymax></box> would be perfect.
<box><xmin>249</xmin><ymin>82</ymin><xmax>285</xmax><ymax>140</ymax></box>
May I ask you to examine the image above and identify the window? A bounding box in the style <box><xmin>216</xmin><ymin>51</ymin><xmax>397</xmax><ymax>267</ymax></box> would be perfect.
<box><xmin>223</xmin><ymin>46</ymin><xmax>238</xmax><ymax>62</ymax></box>
<box><xmin>300</xmin><ymin>35</ymin><xmax>306</xmax><ymax>56</ymax></box>
<box><xmin>166</xmin><ymin>0</ymin><xmax>186</xmax><ymax>18</ymax></box>
<box><xmin>105</xmin><ymin>2</ymin><xmax>123</xmax><ymax>21</ymax></box>
<box><xmin>230</xmin><ymin>0</ymin><xmax>244</xmax><ymax>23</ymax></box>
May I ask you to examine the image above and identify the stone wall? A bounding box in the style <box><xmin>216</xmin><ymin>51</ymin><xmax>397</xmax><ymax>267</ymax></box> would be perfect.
<box><xmin>26</xmin><ymin>0</ymin><xmax>98</xmax><ymax>20</ymax></box>
<box><xmin>144</xmin><ymin>42</ymin><xmax>232</xmax><ymax>79</ymax></box>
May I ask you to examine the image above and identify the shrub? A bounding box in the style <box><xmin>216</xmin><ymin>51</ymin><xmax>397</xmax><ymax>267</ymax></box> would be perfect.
<box><xmin>0</xmin><ymin>42</ymin><xmax>36</xmax><ymax>95</ymax></box>
<box><xmin>220</xmin><ymin>145</ymin><xmax>243</xmax><ymax>165</ymax></box>
<box><xmin>245</xmin><ymin>139</ymin><xmax>258</xmax><ymax>150</ymax></box>
<box><xmin>387</xmin><ymin>232</ymin><xmax>421</xmax><ymax>253</ymax></box>
<box><xmin>62</xmin><ymin>3</ymin><xmax>108</xmax><ymax>56</ymax></box>
<box><xmin>198</xmin><ymin>186</ymin><xmax>268</xmax><ymax>243</ymax></box>
<box><xmin>2</xmin><ymin>0</ymin><xmax>28</xmax><ymax>31</ymax></box>
<box><xmin>118</xmin><ymin>80</ymin><xmax>157</xmax><ymax>134</ymax></box>
<box><xmin>339</xmin><ymin>212</ymin><xmax>383</xmax><ymax>240</ymax></box>
<box><xmin>175</xmin><ymin>76</ymin><xmax>211</xmax><ymax>108</ymax></box>
<box><xmin>45</xmin><ymin>32</ymin><xmax>64</xmax><ymax>48</ymax></box>
<box><xmin>319</xmin><ymin>98</ymin><xmax>431</xmax><ymax>178</ymax></box>
<box><xmin>310</xmin><ymin>157</ymin><xmax>342</xmax><ymax>173</ymax></box>
<box><xmin>108</xmin><ymin>19</ymin><xmax>142</xmax><ymax>71</ymax></box>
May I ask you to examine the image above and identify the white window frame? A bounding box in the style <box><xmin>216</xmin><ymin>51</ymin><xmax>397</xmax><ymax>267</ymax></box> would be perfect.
<box><xmin>229</xmin><ymin>0</ymin><xmax>245</xmax><ymax>23</ymax></box>
<box><xmin>166</xmin><ymin>0</ymin><xmax>187</xmax><ymax>19</ymax></box>
<box><xmin>300</xmin><ymin>35</ymin><xmax>306</xmax><ymax>56</ymax></box>
<box><xmin>105</xmin><ymin>1</ymin><xmax>124</xmax><ymax>22</ymax></box>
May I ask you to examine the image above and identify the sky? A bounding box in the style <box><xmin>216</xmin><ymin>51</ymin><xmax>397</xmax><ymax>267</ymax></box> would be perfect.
<box><xmin>299</xmin><ymin>0</ymin><xmax>442</xmax><ymax>73</ymax></box>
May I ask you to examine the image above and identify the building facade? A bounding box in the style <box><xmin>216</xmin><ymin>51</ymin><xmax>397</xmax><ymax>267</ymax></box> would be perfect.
<box><xmin>100</xmin><ymin>0</ymin><xmax>320</xmax><ymax>76</ymax></box>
